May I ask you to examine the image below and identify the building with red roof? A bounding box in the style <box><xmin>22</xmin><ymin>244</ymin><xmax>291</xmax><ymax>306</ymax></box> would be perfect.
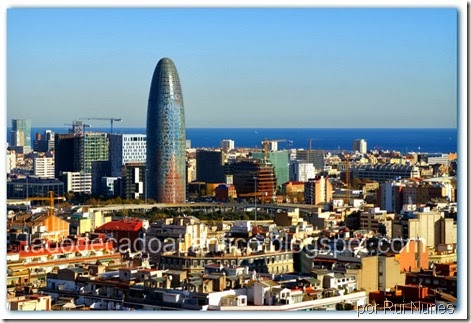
<box><xmin>94</xmin><ymin>218</ymin><xmax>145</xmax><ymax>252</ymax></box>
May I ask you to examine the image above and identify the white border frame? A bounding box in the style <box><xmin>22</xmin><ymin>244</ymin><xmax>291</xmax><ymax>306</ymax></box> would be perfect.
<box><xmin>1</xmin><ymin>0</ymin><xmax>467</xmax><ymax>320</ymax></box>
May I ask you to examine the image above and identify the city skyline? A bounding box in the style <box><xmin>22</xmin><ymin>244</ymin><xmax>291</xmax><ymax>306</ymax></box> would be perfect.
<box><xmin>7</xmin><ymin>7</ymin><xmax>458</xmax><ymax>129</ymax></box>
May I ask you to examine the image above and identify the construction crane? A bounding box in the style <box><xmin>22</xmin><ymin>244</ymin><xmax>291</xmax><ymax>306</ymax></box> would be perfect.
<box><xmin>261</xmin><ymin>139</ymin><xmax>287</xmax><ymax>160</ymax></box>
<box><xmin>64</xmin><ymin>122</ymin><xmax>91</xmax><ymax>135</ymax></box>
<box><xmin>308</xmin><ymin>138</ymin><xmax>316</xmax><ymax>151</ymax></box>
<box><xmin>27</xmin><ymin>191</ymin><xmax>66</xmax><ymax>217</ymax></box>
<box><xmin>80</xmin><ymin>117</ymin><xmax>122</xmax><ymax>134</ymax></box>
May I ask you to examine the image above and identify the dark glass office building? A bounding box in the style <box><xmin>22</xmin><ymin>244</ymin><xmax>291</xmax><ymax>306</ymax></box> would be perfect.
<box><xmin>196</xmin><ymin>150</ymin><xmax>225</xmax><ymax>183</ymax></box>
<box><xmin>146</xmin><ymin>58</ymin><xmax>186</xmax><ymax>203</ymax></box>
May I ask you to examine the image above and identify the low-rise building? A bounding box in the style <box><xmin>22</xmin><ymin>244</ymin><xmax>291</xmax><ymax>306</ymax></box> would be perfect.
<box><xmin>8</xmin><ymin>294</ymin><xmax>52</xmax><ymax>311</ymax></box>
<box><xmin>95</xmin><ymin>218</ymin><xmax>147</xmax><ymax>252</ymax></box>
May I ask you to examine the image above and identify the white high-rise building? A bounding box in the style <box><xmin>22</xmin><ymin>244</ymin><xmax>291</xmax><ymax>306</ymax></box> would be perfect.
<box><xmin>61</xmin><ymin>171</ymin><xmax>92</xmax><ymax>193</ymax></box>
<box><xmin>33</xmin><ymin>156</ymin><xmax>55</xmax><ymax>178</ymax></box>
<box><xmin>290</xmin><ymin>161</ymin><xmax>316</xmax><ymax>182</ymax></box>
<box><xmin>352</xmin><ymin>139</ymin><xmax>367</xmax><ymax>154</ymax></box>
<box><xmin>220</xmin><ymin>139</ymin><xmax>235</xmax><ymax>151</ymax></box>
<box><xmin>109</xmin><ymin>134</ymin><xmax>147</xmax><ymax>177</ymax></box>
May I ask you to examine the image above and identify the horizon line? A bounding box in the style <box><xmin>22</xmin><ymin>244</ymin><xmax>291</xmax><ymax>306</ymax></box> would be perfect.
<box><xmin>26</xmin><ymin>126</ymin><xmax>458</xmax><ymax>130</ymax></box>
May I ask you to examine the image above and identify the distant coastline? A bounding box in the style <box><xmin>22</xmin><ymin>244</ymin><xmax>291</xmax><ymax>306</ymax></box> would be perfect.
<box><xmin>13</xmin><ymin>127</ymin><xmax>457</xmax><ymax>154</ymax></box>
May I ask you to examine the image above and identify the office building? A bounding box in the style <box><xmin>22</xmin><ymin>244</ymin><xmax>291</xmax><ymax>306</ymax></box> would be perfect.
<box><xmin>60</xmin><ymin>171</ymin><xmax>92</xmax><ymax>193</ymax></box>
<box><xmin>7</xmin><ymin>177</ymin><xmax>64</xmax><ymax>199</ymax></box>
<box><xmin>67</xmin><ymin>120</ymin><xmax>89</xmax><ymax>135</ymax></box>
<box><xmin>33</xmin><ymin>130</ymin><xmax>55</xmax><ymax>153</ymax></box>
<box><xmin>82</xmin><ymin>132</ymin><xmax>109</xmax><ymax>173</ymax></box>
<box><xmin>109</xmin><ymin>134</ymin><xmax>147</xmax><ymax>177</ymax></box>
<box><xmin>196</xmin><ymin>150</ymin><xmax>225</xmax><ymax>183</ymax></box>
<box><xmin>121</xmin><ymin>162</ymin><xmax>146</xmax><ymax>200</ymax></box>
<box><xmin>91</xmin><ymin>161</ymin><xmax>111</xmax><ymax>196</ymax></box>
<box><xmin>10</xmin><ymin>119</ymin><xmax>31</xmax><ymax>148</ymax></box>
<box><xmin>350</xmin><ymin>164</ymin><xmax>420</xmax><ymax>182</ymax></box>
<box><xmin>296</xmin><ymin>150</ymin><xmax>324</xmax><ymax>172</ymax></box>
<box><xmin>220</xmin><ymin>139</ymin><xmax>235</xmax><ymax>151</ymax></box>
<box><xmin>100</xmin><ymin>177</ymin><xmax>120</xmax><ymax>198</ymax></box>
<box><xmin>146</xmin><ymin>57</ymin><xmax>186</xmax><ymax>203</ymax></box>
<box><xmin>352</xmin><ymin>139</ymin><xmax>367</xmax><ymax>154</ymax></box>
<box><xmin>229</xmin><ymin>159</ymin><xmax>277</xmax><ymax>203</ymax></box>
<box><xmin>252</xmin><ymin>151</ymin><xmax>289</xmax><ymax>188</ymax></box>
<box><xmin>289</xmin><ymin>161</ymin><xmax>316</xmax><ymax>182</ymax></box>
<box><xmin>54</xmin><ymin>133</ymin><xmax>80</xmax><ymax>178</ymax></box>
<box><xmin>54</xmin><ymin>132</ymin><xmax>109</xmax><ymax>177</ymax></box>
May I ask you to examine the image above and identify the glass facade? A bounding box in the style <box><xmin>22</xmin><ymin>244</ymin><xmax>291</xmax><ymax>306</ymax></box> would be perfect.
<box><xmin>252</xmin><ymin>151</ymin><xmax>289</xmax><ymax>187</ymax></box>
<box><xmin>11</xmin><ymin>119</ymin><xmax>31</xmax><ymax>147</ymax></box>
<box><xmin>83</xmin><ymin>132</ymin><xmax>109</xmax><ymax>173</ymax></box>
<box><xmin>7</xmin><ymin>178</ymin><xmax>64</xmax><ymax>199</ymax></box>
<box><xmin>146</xmin><ymin>58</ymin><xmax>186</xmax><ymax>203</ymax></box>
<box><xmin>229</xmin><ymin>159</ymin><xmax>277</xmax><ymax>203</ymax></box>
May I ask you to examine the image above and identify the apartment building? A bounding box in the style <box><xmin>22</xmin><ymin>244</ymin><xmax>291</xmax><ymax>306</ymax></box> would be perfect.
<box><xmin>304</xmin><ymin>176</ymin><xmax>332</xmax><ymax>205</ymax></box>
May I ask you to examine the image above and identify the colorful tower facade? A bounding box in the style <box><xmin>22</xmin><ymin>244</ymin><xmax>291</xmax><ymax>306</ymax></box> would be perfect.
<box><xmin>146</xmin><ymin>58</ymin><xmax>186</xmax><ymax>203</ymax></box>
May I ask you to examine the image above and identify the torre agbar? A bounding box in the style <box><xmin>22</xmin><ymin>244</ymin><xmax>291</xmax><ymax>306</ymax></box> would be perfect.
<box><xmin>146</xmin><ymin>58</ymin><xmax>186</xmax><ymax>203</ymax></box>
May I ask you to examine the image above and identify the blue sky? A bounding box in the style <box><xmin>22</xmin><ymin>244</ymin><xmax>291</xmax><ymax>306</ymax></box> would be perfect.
<box><xmin>7</xmin><ymin>8</ymin><xmax>458</xmax><ymax>128</ymax></box>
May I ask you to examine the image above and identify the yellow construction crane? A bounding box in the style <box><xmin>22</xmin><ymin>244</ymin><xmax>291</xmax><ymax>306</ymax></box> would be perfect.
<box><xmin>28</xmin><ymin>191</ymin><xmax>66</xmax><ymax>217</ymax></box>
<box><xmin>80</xmin><ymin>117</ymin><xmax>122</xmax><ymax>133</ymax></box>
<box><xmin>261</xmin><ymin>139</ymin><xmax>287</xmax><ymax>160</ymax></box>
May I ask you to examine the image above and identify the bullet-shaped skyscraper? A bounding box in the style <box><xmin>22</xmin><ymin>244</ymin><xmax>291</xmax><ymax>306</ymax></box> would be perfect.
<box><xmin>146</xmin><ymin>58</ymin><xmax>186</xmax><ymax>203</ymax></box>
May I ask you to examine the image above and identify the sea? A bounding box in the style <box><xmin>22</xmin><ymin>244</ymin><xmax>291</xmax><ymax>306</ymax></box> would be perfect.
<box><xmin>19</xmin><ymin>127</ymin><xmax>458</xmax><ymax>154</ymax></box>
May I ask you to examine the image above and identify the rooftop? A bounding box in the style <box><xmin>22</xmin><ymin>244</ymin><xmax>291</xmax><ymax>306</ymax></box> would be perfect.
<box><xmin>95</xmin><ymin>219</ymin><xmax>143</xmax><ymax>232</ymax></box>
